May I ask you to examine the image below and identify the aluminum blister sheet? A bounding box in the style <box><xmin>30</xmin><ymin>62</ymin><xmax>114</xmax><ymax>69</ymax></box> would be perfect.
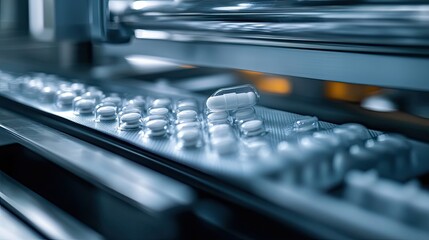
<box><xmin>0</xmin><ymin>78</ymin><xmax>379</xmax><ymax>181</ymax></box>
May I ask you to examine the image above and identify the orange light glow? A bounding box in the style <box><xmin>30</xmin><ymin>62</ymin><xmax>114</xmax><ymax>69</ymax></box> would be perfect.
<box><xmin>325</xmin><ymin>82</ymin><xmax>380</xmax><ymax>102</ymax></box>
<box><xmin>255</xmin><ymin>76</ymin><xmax>292</xmax><ymax>94</ymax></box>
<box><xmin>240</xmin><ymin>70</ymin><xmax>264</xmax><ymax>76</ymax></box>
<box><xmin>181</xmin><ymin>65</ymin><xmax>195</xmax><ymax>69</ymax></box>
<box><xmin>239</xmin><ymin>70</ymin><xmax>292</xmax><ymax>94</ymax></box>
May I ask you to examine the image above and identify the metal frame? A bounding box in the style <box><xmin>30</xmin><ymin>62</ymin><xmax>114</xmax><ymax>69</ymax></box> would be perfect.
<box><xmin>105</xmin><ymin>38</ymin><xmax>429</xmax><ymax>91</ymax></box>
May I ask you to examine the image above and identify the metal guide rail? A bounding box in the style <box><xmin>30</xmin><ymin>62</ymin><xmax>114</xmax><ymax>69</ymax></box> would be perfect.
<box><xmin>119</xmin><ymin>2</ymin><xmax>429</xmax><ymax>51</ymax></box>
<box><xmin>1</xmin><ymin>71</ymin><xmax>429</xmax><ymax>239</ymax></box>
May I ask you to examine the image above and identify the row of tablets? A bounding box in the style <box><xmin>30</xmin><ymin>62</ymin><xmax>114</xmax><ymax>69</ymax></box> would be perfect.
<box><xmin>345</xmin><ymin>171</ymin><xmax>429</xmax><ymax>230</ymax></box>
<box><xmin>276</xmin><ymin>124</ymin><xmax>414</xmax><ymax>189</ymax></box>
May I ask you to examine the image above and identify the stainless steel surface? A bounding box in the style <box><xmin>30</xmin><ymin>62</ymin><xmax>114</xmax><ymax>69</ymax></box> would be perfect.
<box><xmin>0</xmin><ymin>131</ymin><xmax>13</xmax><ymax>146</ymax></box>
<box><xmin>0</xmin><ymin>109</ymin><xmax>195</xmax><ymax>212</ymax></box>
<box><xmin>105</xmin><ymin>39</ymin><xmax>429</xmax><ymax>91</ymax></box>
<box><xmin>104</xmin><ymin>1</ymin><xmax>429</xmax><ymax>90</ymax></box>
<box><xmin>0</xmin><ymin>172</ymin><xmax>102</xmax><ymax>240</ymax></box>
<box><xmin>0</xmin><ymin>206</ymin><xmax>41</xmax><ymax>240</ymax></box>
<box><xmin>120</xmin><ymin>2</ymin><xmax>429</xmax><ymax>48</ymax></box>
<box><xmin>253</xmin><ymin>178</ymin><xmax>429</xmax><ymax>240</ymax></box>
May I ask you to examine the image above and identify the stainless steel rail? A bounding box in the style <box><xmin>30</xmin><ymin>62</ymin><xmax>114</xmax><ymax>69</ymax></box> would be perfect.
<box><xmin>0</xmin><ymin>205</ymin><xmax>42</xmax><ymax>240</ymax></box>
<box><xmin>0</xmin><ymin>108</ymin><xmax>195</xmax><ymax>239</ymax></box>
<box><xmin>0</xmin><ymin>173</ymin><xmax>103</xmax><ymax>240</ymax></box>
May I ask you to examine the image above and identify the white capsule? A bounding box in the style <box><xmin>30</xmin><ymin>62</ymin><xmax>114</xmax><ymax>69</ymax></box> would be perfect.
<box><xmin>206</xmin><ymin>92</ymin><xmax>257</xmax><ymax>111</ymax></box>
<box><xmin>148</xmin><ymin>107</ymin><xmax>169</xmax><ymax>116</ymax></box>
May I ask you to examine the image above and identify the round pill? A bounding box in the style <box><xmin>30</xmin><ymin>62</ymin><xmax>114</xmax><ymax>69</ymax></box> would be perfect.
<box><xmin>207</xmin><ymin>111</ymin><xmax>228</xmax><ymax>122</ymax></box>
<box><xmin>176</xmin><ymin>122</ymin><xmax>200</xmax><ymax>131</ymax></box>
<box><xmin>102</xmin><ymin>96</ymin><xmax>122</xmax><ymax>106</ymax></box>
<box><xmin>209</xmin><ymin>125</ymin><xmax>234</xmax><ymax>138</ymax></box>
<box><xmin>148</xmin><ymin>129</ymin><xmax>167</xmax><ymax>137</ymax></box>
<box><xmin>146</xmin><ymin>119</ymin><xmax>168</xmax><ymax>131</ymax></box>
<box><xmin>177</xmin><ymin>128</ymin><xmax>200</xmax><ymax>142</ymax></box>
<box><xmin>39</xmin><ymin>86</ymin><xmax>57</xmax><ymax>102</ymax></box>
<box><xmin>333</xmin><ymin>128</ymin><xmax>362</xmax><ymax>146</ymax></box>
<box><xmin>177</xmin><ymin>110</ymin><xmax>197</xmax><ymax>120</ymax></box>
<box><xmin>75</xmin><ymin>99</ymin><xmax>94</xmax><ymax>112</ymax></box>
<box><xmin>120</xmin><ymin>122</ymin><xmax>140</xmax><ymax>130</ymax></box>
<box><xmin>177</xmin><ymin>100</ymin><xmax>197</xmax><ymax>111</ymax></box>
<box><xmin>241</xmin><ymin>119</ymin><xmax>263</xmax><ymax>132</ymax></box>
<box><xmin>127</xmin><ymin>97</ymin><xmax>145</xmax><ymax>108</ymax></box>
<box><xmin>97</xmin><ymin>106</ymin><xmax>116</xmax><ymax>116</ymax></box>
<box><xmin>70</xmin><ymin>83</ymin><xmax>86</xmax><ymax>95</ymax></box>
<box><xmin>121</xmin><ymin>106</ymin><xmax>141</xmax><ymax>115</ymax></box>
<box><xmin>83</xmin><ymin>90</ymin><xmax>104</xmax><ymax>101</ymax></box>
<box><xmin>24</xmin><ymin>79</ymin><xmax>43</xmax><ymax>96</ymax></box>
<box><xmin>234</xmin><ymin>108</ymin><xmax>255</xmax><ymax>120</ymax></box>
<box><xmin>149</xmin><ymin>107</ymin><xmax>169</xmax><ymax>116</ymax></box>
<box><xmin>86</xmin><ymin>86</ymin><xmax>100</xmax><ymax>91</ymax></box>
<box><xmin>300</xmin><ymin>136</ymin><xmax>335</xmax><ymax>150</ymax></box>
<box><xmin>211</xmin><ymin>136</ymin><xmax>236</xmax><ymax>154</ymax></box>
<box><xmin>312</xmin><ymin>132</ymin><xmax>343</xmax><ymax>148</ymax></box>
<box><xmin>57</xmin><ymin>83</ymin><xmax>71</xmax><ymax>92</ymax></box>
<box><xmin>41</xmin><ymin>86</ymin><xmax>56</xmax><ymax>94</ymax></box>
<box><xmin>58</xmin><ymin>92</ymin><xmax>76</xmax><ymax>104</ymax></box>
<box><xmin>152</xmin><ymin>98</ymin><xmax>171</xmax><ymax>108</ymax></box>
<box><xmin>121</xmin><ymin>112</ymin><xmax>141</xmax><ymax>123</ymax></box>
<box><xmin>377</xmin><ymin>134</ymin><xmax>410</xmax><ymax>150</ymax></box>
<box><xmin>337</xmin><ymin>123</ymin><xmax>369</xmax><ymax>140</ymax></box>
